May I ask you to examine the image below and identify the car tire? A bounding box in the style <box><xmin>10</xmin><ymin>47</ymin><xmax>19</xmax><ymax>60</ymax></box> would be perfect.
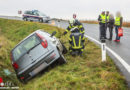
<box><xmin>39</xmin><ymin>18</ymin><xmax>43</xmax><ymax>23</ymax></box>
<box><xmin>23</xmin><ymin>18</ymin><xmax>28</xmax><ymax>21</ymax></box>
<box><xmin>62</xmin><ymin>43</ymin><xmax>67</xmax><ymax>54</ymax></box>
<box><xmin>57</xmin><ymin>51</ymin><xmax>67</xmax><ymax>64</ymax></box>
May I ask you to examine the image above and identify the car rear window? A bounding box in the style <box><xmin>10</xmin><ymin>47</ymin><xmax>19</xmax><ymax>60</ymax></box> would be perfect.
<box><xmin>12</xmin><ymin>34</ymin><xmax>40</xmax><ymax>61</ymax></box>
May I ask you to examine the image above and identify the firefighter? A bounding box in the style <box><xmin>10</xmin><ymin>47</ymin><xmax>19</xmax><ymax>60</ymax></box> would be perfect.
<box><xmin>98</xmin><ymin>11</ymin><xmax>107</xmax><ymax>40</ymax></box>
<box><xmin>63</xmin><ymin>19</ymin><xmax>85</xmax><ymax>35</ymax></box>
<box><xmin>69</xmin><ymin>32</ymin><xmax>85</xmax><ymax>55</ymax></box>
<box><xmin>63</xmin><ymin>19</ymin><xmax>85</xmax><ymax>55</ymax></box>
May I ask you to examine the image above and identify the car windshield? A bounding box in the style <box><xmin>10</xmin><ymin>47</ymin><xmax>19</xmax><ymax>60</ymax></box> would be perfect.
<box><xmin>37</xmin><ymin>11</ymin><xmax>46</xmax><ymax>16</ymax></box>
<box><xmin>12</xmin><ymin>34</ymin><xmax>40</xmax><ymax>61</ymax></box>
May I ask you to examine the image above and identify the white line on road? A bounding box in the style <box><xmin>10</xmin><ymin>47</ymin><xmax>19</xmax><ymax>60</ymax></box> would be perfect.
<box><xmin>85</xmin><ymin>35</ymin><xmax>130</xmax><ymax>73</ymax></box>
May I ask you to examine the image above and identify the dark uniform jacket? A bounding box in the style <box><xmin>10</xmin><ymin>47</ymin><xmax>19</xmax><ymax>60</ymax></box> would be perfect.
<box><xmin>108</xmin><ymin>18</ymin><xmax>115</xmax><ymax>28</ymax></box>
<box><xmin>69</xmin><ymin>33</ymin><xmax>85</xmax><ymax>49</ymax></box>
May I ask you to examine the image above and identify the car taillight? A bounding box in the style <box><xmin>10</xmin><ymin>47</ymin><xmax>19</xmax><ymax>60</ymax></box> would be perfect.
<box><xmin>13</xmin><ymin>62</ymin><xmax>19</xmax><ymax>69</ymax></box>
<box><xmin>36</xmin><ymin>33</ymin><xmax>48</xmax><ymax>48</ymax></box>
<box><xmin>41</xmin><ymin>41</ymin><xmax>48</xmax><ymax>48</ymax></box>
<box><xmin>10</xmin><ymin>52</ymin><xmax>19</xmax><ymax>69</ymax></box>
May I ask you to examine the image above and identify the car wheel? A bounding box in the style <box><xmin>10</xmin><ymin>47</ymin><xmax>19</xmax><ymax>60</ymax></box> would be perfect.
<box><xmin>62</xmin><ymin>43</ymin><xmax>67</xmax><ymax>54</ymax></box>
<box><xmin>39</xmin><ymin>18</ymin><xmax>43</xmax><ymax>23</ymax></box>
<box><xmin>58</xmin><ymin>51</ymin><xmax>67</xmax><ymax>64</ymax></box>
<box><xmin>23</xmin><ymin>18</ymin><xmax>28</xmax><ymax>21</ymax></box>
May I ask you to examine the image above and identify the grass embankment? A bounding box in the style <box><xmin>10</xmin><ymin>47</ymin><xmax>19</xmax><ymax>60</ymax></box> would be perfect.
<box><xmin>0</xmin><ymin>18</ymin><xmax>128</xmax><ymax>89</ymax></box>
<box><xmin>81</xmin><ymin>20</ymin><xmax>130</xmax><ymax>27</ymax></box>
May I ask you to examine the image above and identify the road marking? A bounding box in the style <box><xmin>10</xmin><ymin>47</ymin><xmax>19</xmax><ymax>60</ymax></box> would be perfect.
<box><xmin>85</xmin><ymin>35</ymin><xmax>130</xmax><ymax>73</ymax></box>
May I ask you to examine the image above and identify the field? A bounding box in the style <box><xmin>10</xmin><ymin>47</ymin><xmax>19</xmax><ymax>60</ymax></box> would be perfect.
<box><xmin>0</xmin><ymin>18</ymin><xmax>128</xmax><ymax>90</ymax></box>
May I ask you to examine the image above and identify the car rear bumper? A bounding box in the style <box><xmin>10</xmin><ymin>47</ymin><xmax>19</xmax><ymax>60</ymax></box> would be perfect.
<box><xmin>17</xmin><ymin>49</ymin><xmax>60</xmax><ymax>82</ymax></box>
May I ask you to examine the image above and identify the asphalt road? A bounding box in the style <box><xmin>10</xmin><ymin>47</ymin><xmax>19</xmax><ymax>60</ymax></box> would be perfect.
<box><xmin>0</xmin><ymin>16</ymin><xmax>130</xmax><ymax>87</ymax></box>
<box><xmin>54</xmin><ymin>20</ymin><xmax>130</xmax><ymax>87</ymax></box>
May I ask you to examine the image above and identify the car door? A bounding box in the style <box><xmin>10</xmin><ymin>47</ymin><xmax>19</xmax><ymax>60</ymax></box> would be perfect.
<box><xmin>26</xmin><ymin>11</ymin><xmax>33</xmax><ymax>21</ymax></box>
<box><xmin>32</xmin><ymin>12</ymin><xmax>39</xmax><ymax>21</ymax></box>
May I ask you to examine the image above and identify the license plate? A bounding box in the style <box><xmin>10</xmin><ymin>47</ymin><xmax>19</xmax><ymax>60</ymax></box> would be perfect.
<box><xmin>29</xmin><ymin>62</ymin><xmax>47</xmax><ymax>76</ymax></box>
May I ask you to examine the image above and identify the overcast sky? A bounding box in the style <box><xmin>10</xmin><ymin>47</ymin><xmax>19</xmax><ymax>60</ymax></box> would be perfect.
<box><xmin>0</xmin><ymin>0</ymin><xmax>130</xmax><ymax>21</ymax></box>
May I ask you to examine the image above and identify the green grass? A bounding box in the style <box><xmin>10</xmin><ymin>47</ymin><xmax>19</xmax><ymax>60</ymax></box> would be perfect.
<box><xmin>0</xmin><ymin>18</ymin><xmax>128</xmax><ymax>90</ymax></box>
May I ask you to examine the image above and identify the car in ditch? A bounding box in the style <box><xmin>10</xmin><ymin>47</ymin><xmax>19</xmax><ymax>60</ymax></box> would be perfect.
<box><xmin>10</xmin><ymin>30</ymin><xmax>67</xmax><ymax>83</ymax></box>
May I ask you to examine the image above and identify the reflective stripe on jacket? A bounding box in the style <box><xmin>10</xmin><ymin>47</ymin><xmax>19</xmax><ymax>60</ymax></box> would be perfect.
<box><xmin>66</xmin><ymin>23</ymin><xmax>85</xmax><ymax>34</ymax></box>
<box><xmin>69</xmin><ymin>33</ymin><xmax>85</xmax><ymax>49</ymax></box>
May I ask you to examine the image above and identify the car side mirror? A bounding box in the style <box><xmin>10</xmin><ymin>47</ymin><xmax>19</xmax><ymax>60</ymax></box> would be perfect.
<box><xmin>51</xmin><ymin>31</ymin><xmax>56</xmax><ymax>37</ymax></box>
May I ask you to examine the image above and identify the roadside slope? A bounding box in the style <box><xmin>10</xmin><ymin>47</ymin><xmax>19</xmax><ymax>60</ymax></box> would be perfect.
<box><xmin>0</xmin><ymin>18</ymin><xmax>128</xmax><ymax>89</ymax></box>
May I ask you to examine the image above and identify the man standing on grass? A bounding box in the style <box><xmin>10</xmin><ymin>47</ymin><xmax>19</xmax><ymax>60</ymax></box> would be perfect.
<box><xmin>98</xmin><ymin>11</ymin><xmax>107</xmax><ymax>40</ymax></box>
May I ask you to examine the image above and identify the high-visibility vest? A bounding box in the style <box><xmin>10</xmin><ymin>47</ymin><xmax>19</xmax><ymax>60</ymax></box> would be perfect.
<box><xmin>115</xmin><ymin>17</ymin><xmax>121</xmax><ymax>26</ymax></box>
<box><xmin>107</xmin><ymin>15</ymin><xmax>110</xmax><ymax>22</ymax></box>
<box><xmin>100</xmin><ymin>14</ymin><xmax>106</xmax><ymax>23</ymax></box>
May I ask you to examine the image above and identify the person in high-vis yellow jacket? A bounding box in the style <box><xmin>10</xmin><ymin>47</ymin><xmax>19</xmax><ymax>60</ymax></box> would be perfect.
<box><xmin>98</xmin><ymin>11</ymin><xmax>107</xmax><ymax>40</ymax></box>
<box><xmin>114</xmin><ymin>11</ymin><xmax>123</xmax><ymax>42</ymax></box>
